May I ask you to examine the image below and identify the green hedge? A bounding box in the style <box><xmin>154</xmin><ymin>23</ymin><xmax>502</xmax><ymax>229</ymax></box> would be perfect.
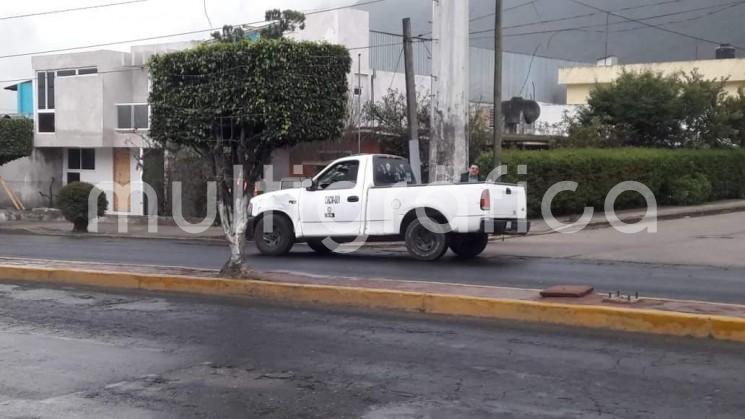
<box><xmin>476</xmin><ymin>148</ymin><xmax>745</xmax><ymax>217</ymax></box>
<box><xmin>0</xmin><ymin>118</ymin><xmax>33</xmax><ymax>166</ymax></box>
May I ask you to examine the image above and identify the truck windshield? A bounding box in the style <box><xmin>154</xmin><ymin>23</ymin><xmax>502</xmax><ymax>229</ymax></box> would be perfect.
<box><xmin>373</xmin><ymin>156</ymin><xmax>417</xmax><ymax>186</ymax></box>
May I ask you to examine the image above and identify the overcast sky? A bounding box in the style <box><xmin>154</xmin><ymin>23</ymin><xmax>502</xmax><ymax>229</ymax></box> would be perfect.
<box><xmin>0</xmin><ymin>0</ymin><xmax>337</xmax><ymax>112</ymax></box>
<box><xmin>2</xmin><ymin>0</ymin><xmax>745</xmax><ymax>112</ymax></box>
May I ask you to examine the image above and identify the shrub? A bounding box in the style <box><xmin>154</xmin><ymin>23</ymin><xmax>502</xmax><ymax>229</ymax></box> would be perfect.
<box><xmin>56</xmin><ymin>182</ymin><xmax>108</xmax><ymax>232</ymax></box>
<box><xmin>477</xmin><ymin>148</ymin><xmax>745</xmax><ymax>217</ymax></box>
<box><xmin>667</xmin><ymin>173</ymin><xmax>712</xmax><ymax>205</ymax></box>
<box><xmin>0</xmin><ymin>118</ymin><xmax>33</xmax><ymax>166</ymax></box>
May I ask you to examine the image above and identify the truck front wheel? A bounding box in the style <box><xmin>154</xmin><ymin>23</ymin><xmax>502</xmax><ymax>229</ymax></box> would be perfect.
<box><xmin>254</xmin><ymin>214</ymin><xmax>295</xmax><ymax>256</ymax></box>
<box><xmin>448</xmin><ymin>233</ymin><xmax>489</xmax><ymax>259</ymax></box>
<box><xmin>404</xmin><ymin>218</ymin><xmax>449</xmax><ymax>261</ymax></box>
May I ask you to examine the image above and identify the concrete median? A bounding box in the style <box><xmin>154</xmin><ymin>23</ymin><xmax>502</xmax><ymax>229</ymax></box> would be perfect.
<box><xmin>2</xmin><ymin>262</ymin><xmax>745</xmax><ymax>343</ymax></box>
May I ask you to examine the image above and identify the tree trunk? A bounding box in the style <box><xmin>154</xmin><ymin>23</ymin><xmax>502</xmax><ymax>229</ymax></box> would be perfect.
<box><xmin>217</xmin><ymin>195</ymin><xmax>256</xmax><ymax>278</ymax></box>
<box><xmin>72</xmin><ymin>219</ymin><xmax>88</xmax><ymax>233</ymax></box>
<box><xmin>211</xmin><ymin>134</ymin><xmax>259</xmax><ymax>279</ymax></box>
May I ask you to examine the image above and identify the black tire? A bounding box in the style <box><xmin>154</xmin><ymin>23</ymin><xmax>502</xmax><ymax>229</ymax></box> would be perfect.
<box><xmin>448</xmin><ymin>233</ymin><xmax>489</xmax><ymax>259</ymax></box>
<box><xmin>254</xmin><ymin>214</ymin><xmax>295</xmax><ymax>256</ymax></box>
<box><xmin>404</xmin><ymin>217</ymin><xmax>449</xmax><ymax>261</ymax></box>
<box><xmin>307</xmin><ymin>238</ymin><xmax>334</xmax><ymax>255</ymax></box>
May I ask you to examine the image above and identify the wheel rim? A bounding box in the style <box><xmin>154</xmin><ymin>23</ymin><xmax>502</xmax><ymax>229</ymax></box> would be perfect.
<box><xmin>412</xmin><ymin>225</ymin><xmax>438</xmax><ymax>254</ymax></box>
<box><xmin>262</xmin><ymin>231</ymin><xmax>281</xmax><ymax>248</ymax></box>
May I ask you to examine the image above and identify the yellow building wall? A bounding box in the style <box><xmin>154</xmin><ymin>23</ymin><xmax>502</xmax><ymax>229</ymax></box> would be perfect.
<box><xmin>560</xmin><ymin>58</ymin><xmax>745</xmax><ymax>105</ymax></box>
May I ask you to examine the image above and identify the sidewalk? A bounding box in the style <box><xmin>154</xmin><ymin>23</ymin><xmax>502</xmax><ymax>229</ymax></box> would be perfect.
<box><xmin>527</xmin><ymin>198</ymin><xmax>745</xmax><ymax>234</ymax></box>
<box><xmin>1</xmin><ymin>199</ymin><xmax>744</xmax><ymax>242</ymax></box>
<box><xmin>2</xmin><ymin>256</ymin><xmax>745</xmax><ymax>343</ymax></box>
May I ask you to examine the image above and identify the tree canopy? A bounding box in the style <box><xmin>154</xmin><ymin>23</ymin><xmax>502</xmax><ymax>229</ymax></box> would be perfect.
<box><xmin>0</xmin><ymin>117</ymin><xmax>33</xmax><ymax>166</ymax></box>
<box><xmin>571</xmin><ymin>70</ymin><xmax>737</xmax><ymax>148</ymax></box>
<box><xmin>148</xmin><ymin>39</ymin><xmax>350</xmax><ymax>156</ymax></box>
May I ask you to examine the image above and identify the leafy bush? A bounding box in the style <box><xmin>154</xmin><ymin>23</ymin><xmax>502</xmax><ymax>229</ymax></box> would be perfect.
<box><xmin>571</xmin><ymin>70</ymin><xmax>732</xmax><ymax>148</ymax></box>
<box><xmin>56</xmin><ymin>182</ymin><xmax>108</xmax><ymax>232</ymax></box>
<box><xmin>667</xmin><ymin>173</ymin><xmax>712</xmax><ymax>205</ymax></box>
<box><xmin>0</xmin><ymin>118</ymin><xmax>33</xmax><ymax>166</ymax></box>
<box><xmin>477</xmin><ymin>148</ymin><xmax>745</xmax><ymax>217</ymax></box>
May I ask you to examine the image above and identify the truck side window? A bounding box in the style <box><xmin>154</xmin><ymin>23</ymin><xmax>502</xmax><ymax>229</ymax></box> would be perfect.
<box><xmin>373</xmin><ymin>157</ymin><xmax>417</xmax><ymax>186</ymax></box>
<box><xmin>316</xmin><ymin>160</ymin><xmax>359</xmax><ymax>190</ymax></box>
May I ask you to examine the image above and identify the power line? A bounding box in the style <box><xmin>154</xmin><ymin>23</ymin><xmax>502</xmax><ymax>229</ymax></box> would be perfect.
<box><xmin>0</xmin><ymin>0</ymin><xmax>386</xmax><ymax>61</ymax></box>
<box><xmin>0</xmin><ymin>0</ymin><xmax>148</xmax><ymax>21</ymax></box>
<box><xmin>468</xmin><ymin>0</ymin><xmax>745</xmax><ymax>42</ymax></box>
<box><xmin>469</xmin><ymin>0</ymin><xmax>685</xmax><ymax>35</ymax></box>
<box><xmin>567</xmin><ymin>0</ymin><xmax>745</xmax><ymax>50</ymax></box>
<box><xmin>387</xmin><ymin>47</ymin><xmax>405</xmax><ymax>91</ymax></box>
<box><xmin>202</xmin><ymin>0</ymin><xmax>213</xmax><ymax>28</ymax></box>
<box><xmin>0</xmin><ymin>39</ymin><xmax>432</xmax><ymax>85</ymax></box>
<box><xmin>470</xmin><ymin>1</ymin><xmax>536</xmax><ymax>23</ymax></box>
<box><xmin>470</xmin><ymin>0</ymin><xmax>745</xmax><ymax>37</ymax></box>
<box><xmin>608</xmin><ymin>1</ymin><xmax>745</xmax><ymax>34</ymax></box>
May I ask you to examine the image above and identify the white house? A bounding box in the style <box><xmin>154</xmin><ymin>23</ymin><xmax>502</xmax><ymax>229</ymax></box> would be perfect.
<box><xmin>27</xmin><ymin>42</ymin><xmax>195</xmax><ymax>215</ymax></box>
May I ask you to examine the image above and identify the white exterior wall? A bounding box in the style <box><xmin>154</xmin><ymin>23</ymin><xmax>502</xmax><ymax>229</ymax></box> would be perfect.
<box><xmin>0</xmin><ymin>149</ymin><xmax>62</xmax><ymax>209</ymax></box>
<box><xmin>372</xmin><ymin>70</ymin><xmax>431</xmax><ymax>103</ymax></box>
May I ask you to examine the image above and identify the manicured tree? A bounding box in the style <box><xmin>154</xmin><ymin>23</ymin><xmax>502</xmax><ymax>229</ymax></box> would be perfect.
<box><xmin>0</xmin><ymin>117</ymin><xmax>33</xmax><ymax>166</ymax></box>
<box><xmin>148</xmin><ymin>39</ymin><xmax>351</xmax><ymax>276</ymax></box>
<box><xmin>56</xmin><ymin>182</ymin><xmax>108</xmax><ymax>232</ymax></box>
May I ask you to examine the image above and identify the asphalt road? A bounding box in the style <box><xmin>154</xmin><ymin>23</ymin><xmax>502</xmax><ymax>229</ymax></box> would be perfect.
<box><xmin>2</xmin><ymin>232</ymin><xmax>745</xmax><ymax>304</ymax></box>
<box><xmin>0</xmin><ymin>281</ymin><xmax>744</xmax><ymax>418</ymax></box>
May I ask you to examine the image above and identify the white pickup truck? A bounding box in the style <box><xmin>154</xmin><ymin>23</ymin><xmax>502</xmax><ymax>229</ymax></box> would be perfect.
<box><xmin>249</xmin><ymin>154</ymin><xmax>529</xmax><ymax>260</ymax></box>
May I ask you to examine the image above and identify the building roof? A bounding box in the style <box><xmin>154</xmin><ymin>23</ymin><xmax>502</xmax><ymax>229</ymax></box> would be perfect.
<box><xmin>3</xmin><ymin>80</ymin><xmax>31</xmax><ymax>92</ymax></box>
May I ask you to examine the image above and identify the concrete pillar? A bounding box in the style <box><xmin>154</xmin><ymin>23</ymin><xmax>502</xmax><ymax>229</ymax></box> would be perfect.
<box><xmin>429</xmin><ymin>0</ymin><xmax>469</xmax><ymax>182</ymax></box>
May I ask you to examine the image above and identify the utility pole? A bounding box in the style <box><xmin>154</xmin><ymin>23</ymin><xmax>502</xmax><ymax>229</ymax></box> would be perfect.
<box><xmin>430</xmin><ymin>0</ymin><xmax>469</xmax><ymax>182</ymax></box>
<box><xmin>357</xmin><ymin>53</ymin><xmax>362</xmax><ymax>154</ymax></box>
<box><xmin>492</xmin><ymin>0</ymin><xmax>503</xmax><ymax>168</ymax></box>
<box><xmin>402</xmin><ymin>18</ymin><xmax>422</xmax><ymax>183</ymax></box>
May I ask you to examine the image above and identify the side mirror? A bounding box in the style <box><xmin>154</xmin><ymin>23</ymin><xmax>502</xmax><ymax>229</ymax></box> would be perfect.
<box><xmin>301</xmin><ymin>179</ymin><xmax>314</xmax><ymax>190</ymax></box>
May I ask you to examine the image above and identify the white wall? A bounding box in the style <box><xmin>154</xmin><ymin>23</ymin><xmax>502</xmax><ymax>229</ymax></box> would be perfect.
<box><xmin>371</xmin><ymin>70</ymin><xmax>431</xmax><ymax>104</ymax></box>
<box><xmin>0</xmin><ymin>149</ymin><xmax>62</xmax><ymax>209</ymax></box>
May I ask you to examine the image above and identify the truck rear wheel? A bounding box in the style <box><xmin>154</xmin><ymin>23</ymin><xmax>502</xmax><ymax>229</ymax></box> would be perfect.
<box><xmin>404</xmin><ymin>218</ymin><xmax>449</xmax><ymax>261</ymax></box>
<box><xmin>306</xmin><ymin>238</ymin><xmax>334</xmax><ymax>255</ymax></box>
<box><xmin>254</xmin><ymin>214</ymin><xmax>295</xmax><ymax>256</ymax></box>
<box><xmin>448</xmin><ymin>233</ymin><xmax>489</xmax><ymax>259</ymax></box>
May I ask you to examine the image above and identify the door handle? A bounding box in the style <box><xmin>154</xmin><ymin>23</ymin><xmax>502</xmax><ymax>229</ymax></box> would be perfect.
<box><xmin>347</xmin><ymin>195</ymin><xmax>359</xmax><ymax>203</ymax></box>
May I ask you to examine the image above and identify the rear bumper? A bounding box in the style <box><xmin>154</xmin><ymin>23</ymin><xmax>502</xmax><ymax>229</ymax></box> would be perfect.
<box><xmin>480</xmin><ymin>218</ymin><xmax>530</xmax><ymax>235</ymax></box>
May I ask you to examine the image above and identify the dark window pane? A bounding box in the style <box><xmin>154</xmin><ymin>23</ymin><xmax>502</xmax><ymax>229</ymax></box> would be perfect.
<box><xmin>46</xmin><ymin>72</ymin><xmax>55</xmax><ymax>109</ymax></box>
<box><xmin>66</xmin><ymin>172</ymin><xmax>80</xmax><ymax>184</ymax></box>
<box><xmin>38</xmin><ymin>113</ymin><xmax>55</xmax><ymax>133</ymax></box>
<box><xmin>37</xmin><ymin>72</ymin><xmax>46</xmax><ymax>110</ymax></box>
<box><xmin>134</xmin><ymin>104</ymin><xmax>148</xmax><ymax>129</ymax></box>
<box><xmin>77</xmin><ymin>67</ymin><xmax>97</xmax><ymax>75</ymax></box>
<box><xmin>81</xmin><ymin>149</ymin><xmax>95</xmax><ymax>170</ymax></box>
<box><xmin>57</xmin><ymin>69</ymin><xmax>76</xmax><ymax>77</ymax></box>
<box><xmin>117</xmin><ymin>105</ymin><xmax>132</xmax><ymax>129</ymax></box>
<box><xmin>68</xmin><ymin>149</ymin><xmax>81</xmax><ymax>170</ymax></box>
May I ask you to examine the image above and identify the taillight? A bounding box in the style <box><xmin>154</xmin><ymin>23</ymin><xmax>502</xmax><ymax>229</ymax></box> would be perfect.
<box><xmin>480</xmin><ymin>189</ymin><xmax>490</xmax><ymax>210</ymax></box>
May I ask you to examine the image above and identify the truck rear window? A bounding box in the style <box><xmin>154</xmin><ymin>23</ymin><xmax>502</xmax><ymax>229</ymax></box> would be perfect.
<box><xmin>373</xmin><ymin>157</ymin><xmax>417</xmax><ymax>186</ymax></box>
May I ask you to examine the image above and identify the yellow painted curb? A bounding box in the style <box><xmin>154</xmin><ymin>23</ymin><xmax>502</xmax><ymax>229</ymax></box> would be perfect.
<box><xmin>2</xmin><ymin>264</ymin><xmax>745</xmax><ymax>343</ymax></box>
